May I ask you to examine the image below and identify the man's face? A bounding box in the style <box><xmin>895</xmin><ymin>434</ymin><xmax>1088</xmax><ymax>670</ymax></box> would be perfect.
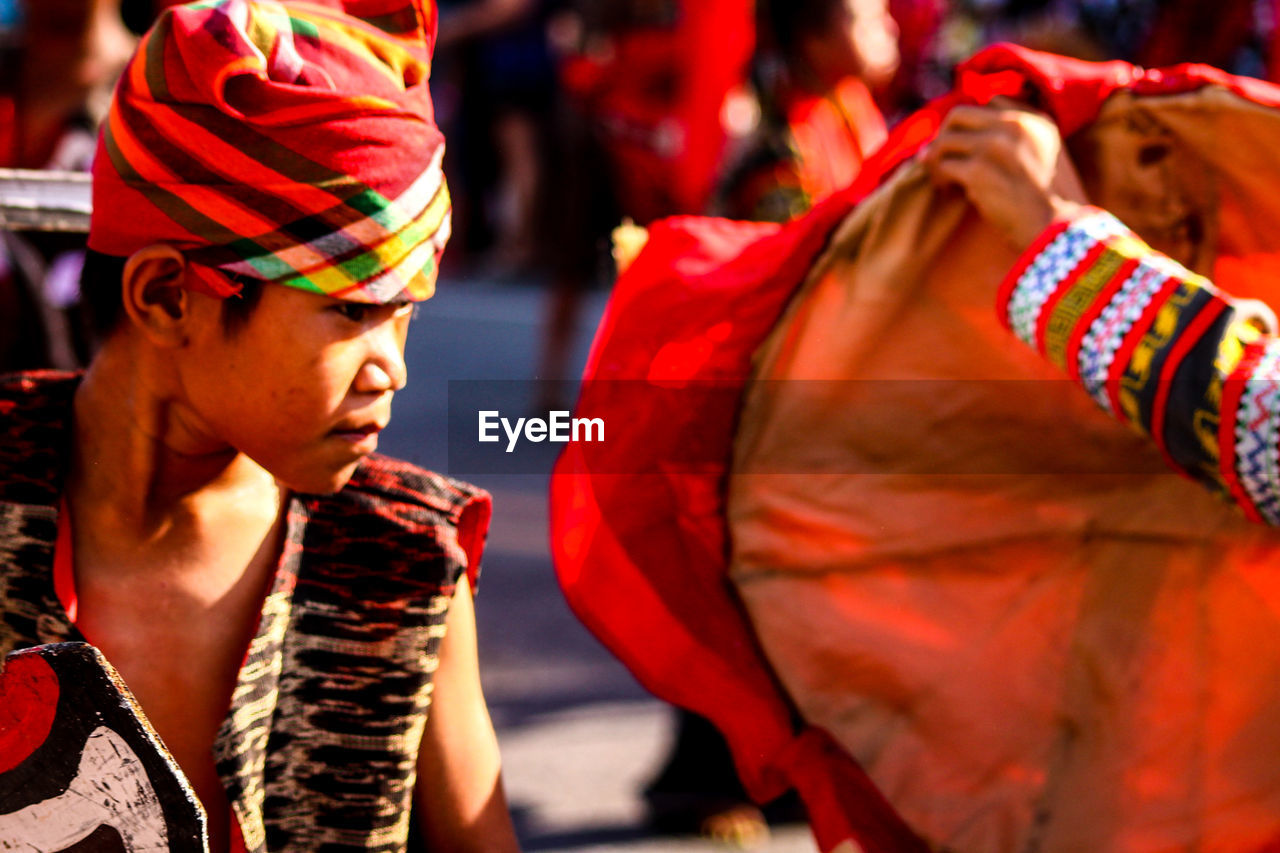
<box><xmin>844</xmin><ymin>0</ymin><xmax>899</xmax><ymax>88</ymax></box>
<box><xmin>178</xmin><ymin>281</ymin><xmax>415</xmax><ymax>494</ymax></box>
<box><xmin>806</xmin><ymin>0</ymin><xmax>900</xmax><ymax>90</ymax></box>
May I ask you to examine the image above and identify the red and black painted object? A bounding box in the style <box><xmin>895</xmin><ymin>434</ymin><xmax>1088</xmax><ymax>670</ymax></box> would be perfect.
<box><xmin>0</xmin><ymin>642</ymin><xmax>207</xmax><ymax>852</ymax></box>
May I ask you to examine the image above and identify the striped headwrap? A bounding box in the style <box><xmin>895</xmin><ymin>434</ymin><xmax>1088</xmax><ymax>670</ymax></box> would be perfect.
<box><xmin>88</xmin><ymin>0</ymin><xmax>449</xmax><ymax>303</ymax></box>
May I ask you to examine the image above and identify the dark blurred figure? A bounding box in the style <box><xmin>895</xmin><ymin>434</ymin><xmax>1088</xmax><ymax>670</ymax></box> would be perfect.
<box><xmin>427</xmin><ymin>0</ymin><xmax>611</xmax><ymax>412</ymax></box>
<box><xmin>527</xmin><ymin>0</ymin><xmax>756</xmax><ymax>409</ymax></box>
<box><xmin>436</xmin><ymin>0</ymin><xmax>558</xmax><ymax>274</ymax></box>
<box><xmin>919</xmin><ymin>0</ymin><xmax>1276</xmax><ymax>101</ymax></box>
<box><xmin>0</xmin><ymin>0</ymin><xmax>134</xmax><ymax>373</ymax></box>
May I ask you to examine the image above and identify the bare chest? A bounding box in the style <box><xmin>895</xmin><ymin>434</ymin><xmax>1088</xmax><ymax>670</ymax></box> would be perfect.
<box><xmin>86</xmin><ymin>602</ymin><xmax>244</xmax><ymax>850</ymax></box>
<box><xmin>81</xmin><ymin>583</ymin><xmax>255</xmax><ymax>742</ymax></box>
<box><xmin>68</xmin><ymin>533</ymin><xmax>282</xmax><ymax>852</ymax></box>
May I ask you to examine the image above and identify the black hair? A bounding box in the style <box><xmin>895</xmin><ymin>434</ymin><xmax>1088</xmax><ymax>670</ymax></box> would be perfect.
<box><xmin>761</xmin><ymin>0</ymin><xmax>845</xmax><ymax>60</ymax></box>
<box><xmin>80</xmin><ymin>248</ymin><xmax>265</xmax><ymax>339</ymax></box>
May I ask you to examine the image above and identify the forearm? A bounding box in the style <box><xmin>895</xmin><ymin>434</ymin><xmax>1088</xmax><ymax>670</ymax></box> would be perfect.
<box><xmin>1000</xmin><ymin>207</ymin><xmax>1280</xmax><ymax>520</ymax></box>
<box><xmin>414</xmin><ymin>695</ymin><xmax>518</xmax><ymax>852</ymax></box>
<box><xmin>414</xmin><ymin>581</ymin><xmax>521</xmax><ymax>852</ymax></box>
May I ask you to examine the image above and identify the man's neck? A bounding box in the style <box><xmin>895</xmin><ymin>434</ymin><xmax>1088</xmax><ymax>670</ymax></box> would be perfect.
<box><xmin>70</xmin><ymin>343</ymin><xmax>281</xmax><ymax>539</ymax></box>
<box><xmin>62</xmin><ymin>349</ymin><xmax>287</xmax><ymax>852</ymax></box>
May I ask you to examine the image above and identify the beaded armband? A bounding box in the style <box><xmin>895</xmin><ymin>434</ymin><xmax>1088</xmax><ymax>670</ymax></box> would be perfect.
<box><xmin>997</xmin><ymin>207</ymin><xmax>1280</xmax><ymax>523</ymax></box>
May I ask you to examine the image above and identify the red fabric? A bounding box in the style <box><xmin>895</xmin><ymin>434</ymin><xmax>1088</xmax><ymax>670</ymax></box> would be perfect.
<box><xmin>789</xmin><ymin>78</ymin><xmax>886</xmax><ymax>200</ymax></box>
<box><xmin>1273</xmin><ymin>0</ymin><xmax>1280</xmax><ymax>83</ymax></box>
<box><xmin>0</xmin><ymin>654</ymin><xmax>58</xmax><ymax>775</ymax></box>
<box><xmin>550</xmin><ymin>43</ymin><xmax>1280</xmax><ymax>853</ymax></box>
<box><xmin>0</xmin><ymin>96</ymin><xmax>18</xmax><ymax>168</ymax></box>
<box><xmin>456</xmin><ymin>487</ymin><xmax>490</xmax><ymax>594</ymax></box>
<box><xmin>53</xmin><ymin>500</ymin><xmax>77</xmax><ymax>625</ymax></box>
<box><xmin>724</xmin><ymin>76</ymin><xmax>888</xmax><ymax>221</ymax></box>
<box><xmin>230</xmin><ymin>814</ymin><xmax>247</xmax><ymax>853</ymax></box>
<box><xmin>550</xmin><ymin>197</ymin><xmax>932</xmax><ymax>853</ymax></box>
<box><xmin>1219</xmin><ymin>340</ymin><xmax>1271</xmax><ymax>523</ymax></box>
<box><xmin>995</xmin><ymin>216</ymin><xmax>1072</xmax><ymax>328</ymax></box>
<box><xmin>955</xmin><ymin>43</ymin><xmax>1280</xmax><ymax>134</ymax></box>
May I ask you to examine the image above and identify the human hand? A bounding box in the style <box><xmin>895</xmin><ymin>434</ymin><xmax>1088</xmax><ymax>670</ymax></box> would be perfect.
<box><xmin>923</xmin><ymin>103</ymin><xmax>1089</xmax><ymax>251</ymax></box>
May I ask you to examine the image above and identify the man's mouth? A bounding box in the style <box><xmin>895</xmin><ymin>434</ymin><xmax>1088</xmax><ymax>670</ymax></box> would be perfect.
<box><xmin>331</xmin><ymin>423</ymin><xmax>383</xmax><ymax>449</ymax></box>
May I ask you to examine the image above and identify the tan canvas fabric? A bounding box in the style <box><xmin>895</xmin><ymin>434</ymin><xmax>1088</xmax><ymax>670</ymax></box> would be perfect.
<box><xmin>728</xmin><ymin>87</ymin><xmax>1280</xmax><ymax>853</ymax></box>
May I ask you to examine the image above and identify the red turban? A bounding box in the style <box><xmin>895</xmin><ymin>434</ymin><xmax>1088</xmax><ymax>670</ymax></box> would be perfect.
<box><xmin>88</xmin><ymin>0</ymin><xmax>448</xmax><ymax>303</ymax></box>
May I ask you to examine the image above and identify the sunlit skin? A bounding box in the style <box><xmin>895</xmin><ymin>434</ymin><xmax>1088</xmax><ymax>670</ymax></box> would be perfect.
<box><xmin>66</xmin><ymin>246</ymin><xmax>519</xmax><ymax>853</ymax></box>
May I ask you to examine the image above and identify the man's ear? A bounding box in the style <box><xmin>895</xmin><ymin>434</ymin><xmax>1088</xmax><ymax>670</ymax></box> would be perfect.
<box><xmin>121</xmin><ymin>244</ymin><xmax>190</xmax><ymax>347</ymax></box>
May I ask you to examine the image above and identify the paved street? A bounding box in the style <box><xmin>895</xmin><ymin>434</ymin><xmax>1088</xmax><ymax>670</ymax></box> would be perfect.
<box><xmin>378</xmin><ymin>273</ymin><xmax>817</xmax><ymax>853</ymax></box>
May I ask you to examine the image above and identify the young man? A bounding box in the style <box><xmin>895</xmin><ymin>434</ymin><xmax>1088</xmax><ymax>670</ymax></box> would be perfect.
<box><xmin>0</xmin><ymin>1</ymin><xmax>521</xmax><ymax>851</ymax></box>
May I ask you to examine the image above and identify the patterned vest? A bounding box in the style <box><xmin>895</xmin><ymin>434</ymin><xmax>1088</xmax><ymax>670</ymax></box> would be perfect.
<box><xmin>0</xmin><ymin>371</ymin><xmax>491</xmax><ymax>853</ymax></box>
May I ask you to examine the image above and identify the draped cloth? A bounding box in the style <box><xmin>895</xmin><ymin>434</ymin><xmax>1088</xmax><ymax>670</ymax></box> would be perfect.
<box><xmin>88</xmin><ymin>0</ymin><xmax>448</xmax><ymax>304</ymax></box>
<box><xmin>550</xmin><ymin>45</ymin><xmax>1280</xmax><ymax>853</ymax></box>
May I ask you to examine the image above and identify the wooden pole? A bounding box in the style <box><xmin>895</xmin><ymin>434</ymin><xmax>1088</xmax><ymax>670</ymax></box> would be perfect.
<box><xmin>0</xmin><ymin>169</ymin><xmax>92</xmax><ymax>233</ymax></box>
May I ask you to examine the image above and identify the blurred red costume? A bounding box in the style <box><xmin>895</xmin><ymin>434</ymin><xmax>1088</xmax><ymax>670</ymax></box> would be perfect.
<box><xmin>557</xmin><ymin>0</ymin><xmax>754</xmax><ymax>221</ymax></box>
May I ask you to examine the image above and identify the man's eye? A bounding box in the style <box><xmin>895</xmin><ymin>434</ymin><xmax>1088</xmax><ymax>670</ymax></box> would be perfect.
<box><xmin>334</xmin><ymin>303</ymin><xmax>369</xmax><ymax>322</ymax></box>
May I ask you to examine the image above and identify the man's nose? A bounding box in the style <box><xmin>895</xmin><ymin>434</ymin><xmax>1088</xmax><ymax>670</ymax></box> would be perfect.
<box><xmin>356</xmin><ymin>331</ymin><xmax>408</xmax><ymax>394</ymax></box>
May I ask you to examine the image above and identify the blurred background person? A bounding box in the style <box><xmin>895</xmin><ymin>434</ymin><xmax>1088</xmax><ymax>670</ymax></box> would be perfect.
<box><xmin>553</xmin><ymin>0</ymin><xmax>755</xmax><ymax>225</ymax></box>
<box><xmin>435</xmin><ymin>0</ymin><xmax>557</xmax><ymax>275</ymax></box>
<box><xmin>1</xmin><ymin>0</ymin><xmax>132</xmax><ymax>171</ymax></box>
<box><xmin>428</xmin><ymin>0</ymin><xmax>616</xmax><ymax>413</ymax></box>
<box><xmin>0</xmin><ymin>0</ymin><xmax>134</xmax><ymax>373</ymax></box>
<box><xmin>532</xmin><ymin>0</ymin><xmax>758</xmax><ymax>410</ymax></box>
<box><xmin>714</xmin><ymin>0</ymin><xmax>899</xmax><ymax>223</ymax></box>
